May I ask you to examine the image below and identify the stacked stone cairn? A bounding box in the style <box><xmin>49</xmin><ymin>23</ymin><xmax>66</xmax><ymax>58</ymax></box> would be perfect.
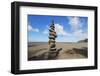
<box><xmin>48</xmin><ymin>20</ymin><xmax>62</xmax><ymax>59</ymax></box>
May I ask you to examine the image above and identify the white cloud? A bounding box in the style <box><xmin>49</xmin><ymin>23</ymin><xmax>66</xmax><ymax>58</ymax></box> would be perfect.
<box><xmin>68</xmin><ymin>16</ymin><xmax>82</xmax><ymax>31</ymax></box>
<box><xmin>74</xmin><ymin>29</ymin><xmax>83</xmax><ymax>36</ymax></box>
<box><xmin>42</xmin><ymin>23</ymin><xmax>87</xmax><ymax>42</ymax></box>
<box><xmin>43</xmin><ymin>29</ymin><xmax>48</xmax><ymax>34</ymax></box>
<box><xmin>43</xmin><ymin>25</ymin><xmax>49</xmax><ymax>34</ymax></box>
<box><xmin>68</xmin><ymin>16</ymin><xmax>87</xmax><ymax>40</ymax></box>
<box><xmin>28</xmin><ymin>25</ymin><xmax>39</xmax><ymax>32</ymax></box>
<box><xmin>55</xmin><ymin>24</ymin><xmax>70</xmax><ymax>36</ymax></box>
<box><xmin>73</xmin><ymin>29</ymin><xmax>87</xmax><ymax>40</ymax></box>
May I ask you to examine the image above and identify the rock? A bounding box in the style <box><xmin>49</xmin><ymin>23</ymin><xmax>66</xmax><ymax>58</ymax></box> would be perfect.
<box><xmin>49</xmin><ymin>29</ymin><xmax>55</xmax><ymax>32</ymax></box>
<box><xmin>78</xmin><ymin>38</ymin><xmax>88</xmax><ymax>43</ymax></box>
<box><xmin>49</xmin><ymin>48</ymin><xmax>56</xmax><ymax>51</ymax></box>
<box><xmin>48</xmin><ymin>20</ymin><xmax>62</xmax><ymax>59</ymax></box>
<box><xmin>49</xmin><ymin>36</ymin><xmax>55</xmax><ymax>39</ymax></box>
<box><xmin>49</xmin><ymin>32</ymin><xmax>56</xmax><ymax>36</ymax></box>
<box><xmin>49</xmin><ymin>43</ymin><xmax>56</xmax><ymax>47</ymax></box>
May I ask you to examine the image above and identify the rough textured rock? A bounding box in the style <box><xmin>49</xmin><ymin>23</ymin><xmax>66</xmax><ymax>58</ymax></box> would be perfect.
<box><xmin>48</xmin><ymin>20</ymin><xmax>62</xmax><ymax>59</ymax></box>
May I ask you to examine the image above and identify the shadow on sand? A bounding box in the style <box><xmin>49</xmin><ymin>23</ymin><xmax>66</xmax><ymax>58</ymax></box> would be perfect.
<box><xmin>28</xmin><ymin>48</ymin><xmax>62</xmax><ymax>61</ymax></box>
<box><xmin>28</xmin><ymin>47</ymin><xmax>88</xmax><ymax>61</ymax></box>
<box><xmin>28</xmin><ymin>52</ymin><xmax>49</xmax><ymax>61</ymax></box>
<box><xmin>66</xmin><ymin>47</ymin><xmax>88</xmax><ymax>57</ymax></box>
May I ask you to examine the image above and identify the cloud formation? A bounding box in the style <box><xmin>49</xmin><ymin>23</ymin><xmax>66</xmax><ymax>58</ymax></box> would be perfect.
<box><xmin>28</xmin><ymin>24</ymin><xmax>39</xmax><ymax>32</ymax></box>
<box><xmin>73</xmin><ymin>29</ymin><xmax>87</xmax><ymax>40</ymax></box>
<box><xmin>68</xmin><ymin>16</ymin><xmax>82</xmax><ymax>31</ymax></box>
<box><xmin>55</xmin><ymin>24</ymin><xmax>68</xmax><ymax>36</ymax></box>
<box><xmin>68</xmin><ymin>16</ymin><xmax>87</xmax><ymax>40</ymax></box>
<box><xmin>42</xmin><ymin>17</ymin><xmax>87</xmax><ymax>41</ymax></box>
<box><xmin>43</xmin><ymin>29</ymin><xmax>48</xmax><ymax>34</ymax></box>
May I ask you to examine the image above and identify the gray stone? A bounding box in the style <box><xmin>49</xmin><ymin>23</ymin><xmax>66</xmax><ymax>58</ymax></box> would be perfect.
<box><xmin>48</xmin><ymin>20</ymin><xmax>62</xmax><ymax>59</ymax></box>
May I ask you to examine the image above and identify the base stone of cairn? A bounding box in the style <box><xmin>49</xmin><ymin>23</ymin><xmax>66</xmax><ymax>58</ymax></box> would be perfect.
<box><xmin>48</xmin><ymin>20</ymin><xmax>62</xmax><ymax>59</ymax></box>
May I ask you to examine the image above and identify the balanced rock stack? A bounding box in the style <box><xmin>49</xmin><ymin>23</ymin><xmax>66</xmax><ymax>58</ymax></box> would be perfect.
<box><xmin>48</xmin><ymin>20</ymin><xmax>62</xmax><ymax>59</ymax></box>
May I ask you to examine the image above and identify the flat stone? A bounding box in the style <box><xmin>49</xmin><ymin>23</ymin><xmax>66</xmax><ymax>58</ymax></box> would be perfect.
<box><xmin>50</xmin><ymin>25</ymin><xmax>55</xmax><ymax>28</ymax></box>
<box><xmin>50</xmin><ymin>44</ymin><xmax>56</xmax><ymax>48</ymax></box>
<box><xmin>49</xmin><ymin>48</ymin><xmax>56</xmax><ymax>51</ymax></box>
<box><xmin>49</xmin><ymin>32</ymin><xmax>56</xmax><ymax>36</ymax></box>
<box><xmin>49</xmin><ymin>29</ymin><xmax>55</xmax><ymax>32</ymax></box>
<box><xmin>49</xmin><ymin>36</ymin><xmax>55</xmax><ymax>39</ymax></box>
<box><xmin>49</xmin><ymin>39</ymin><xmax>55</xmax><ymax>43</ymax></box>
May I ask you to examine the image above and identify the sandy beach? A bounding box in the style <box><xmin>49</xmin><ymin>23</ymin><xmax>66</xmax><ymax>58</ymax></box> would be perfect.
<box><xmin>28</xmin><ymin>42</ymin><xmax>88</xmax><ymax>61</ymax></box>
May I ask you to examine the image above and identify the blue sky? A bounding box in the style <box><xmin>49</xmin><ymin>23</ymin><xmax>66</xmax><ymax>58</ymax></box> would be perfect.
<box><xmin>28</xmin><ymin>15</ymin><xmax>88</xmax><ymax>42</ymax></box>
